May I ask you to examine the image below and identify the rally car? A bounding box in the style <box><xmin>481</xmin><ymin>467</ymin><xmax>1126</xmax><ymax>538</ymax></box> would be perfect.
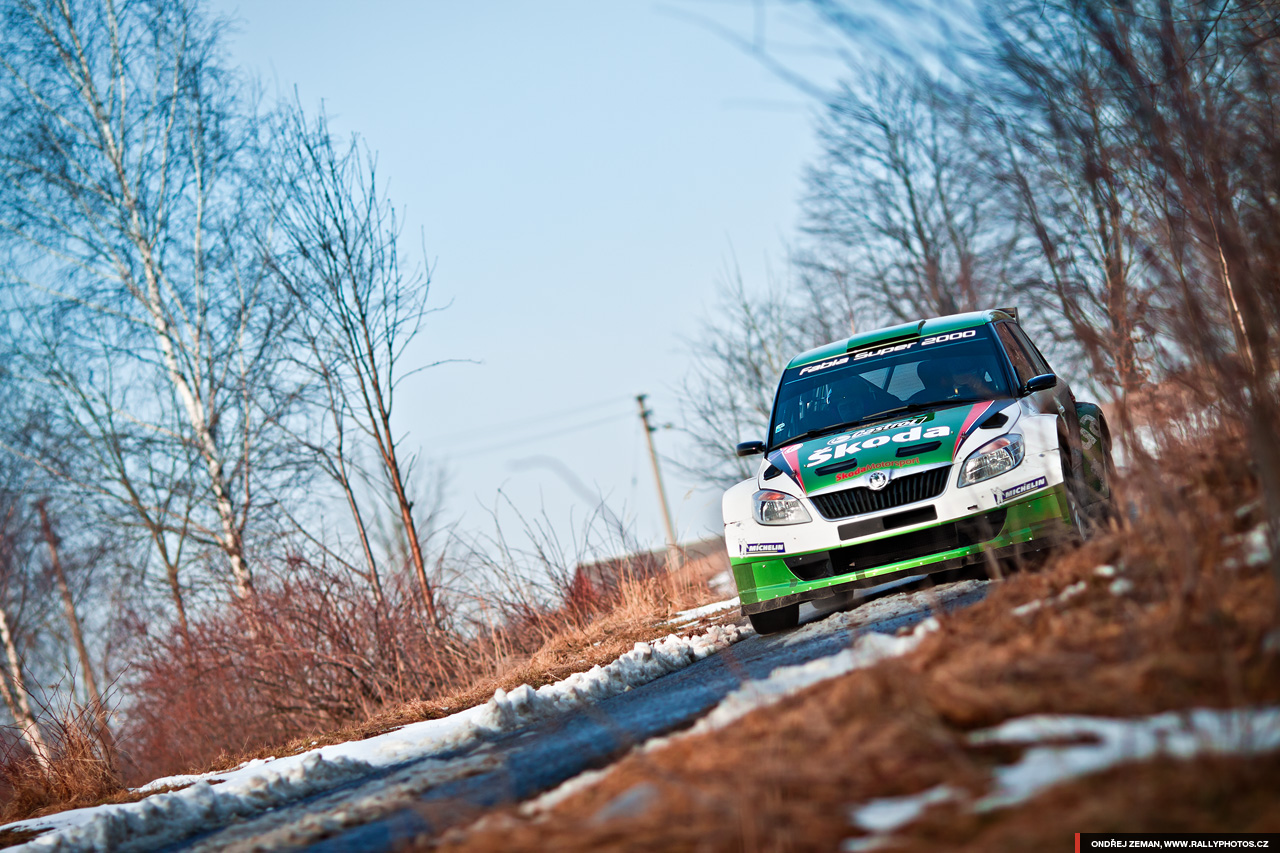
<box><xmin>724</xmin><ymin>309</ymin><xmax>1114</xmax><ymax>634</ymax></box>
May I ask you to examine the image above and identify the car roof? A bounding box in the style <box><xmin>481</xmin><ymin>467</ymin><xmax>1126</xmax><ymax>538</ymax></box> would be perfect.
<box><xmin>786</xmin><ymin>309</ymin><xmax>1015</xmax><ymax>370</ymax></box>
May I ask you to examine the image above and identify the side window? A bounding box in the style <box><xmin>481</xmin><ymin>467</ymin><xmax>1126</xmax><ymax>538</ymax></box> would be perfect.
<box><xmin>995</xmin><ymin>323</ymin><xmax>1037</xmax><ymax>387</ymax></box>
<box><xmin>1010</xmin><ymin>323</ymin><xmax>1053</xmax><ymax>375</ymax></box>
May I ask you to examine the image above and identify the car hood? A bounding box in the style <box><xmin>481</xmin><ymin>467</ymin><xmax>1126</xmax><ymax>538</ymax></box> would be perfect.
<box><xmin>761</xmin><ymin>400</ymin><xmax>1015</xmax><ymax>496</ymax></box>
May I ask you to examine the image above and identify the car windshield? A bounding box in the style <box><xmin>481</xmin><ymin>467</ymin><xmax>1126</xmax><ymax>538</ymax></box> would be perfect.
<box><xmin>768</xmin><ymin>325</ymin><xmax>1013</xmax><ymax>449</ymax></box>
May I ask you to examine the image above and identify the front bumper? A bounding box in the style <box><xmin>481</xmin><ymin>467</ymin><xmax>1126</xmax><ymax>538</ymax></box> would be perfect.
<box><xmin>730</xmin><ymin>485</ymin><xmax>1071</xmax><ymax>615</ymax></box>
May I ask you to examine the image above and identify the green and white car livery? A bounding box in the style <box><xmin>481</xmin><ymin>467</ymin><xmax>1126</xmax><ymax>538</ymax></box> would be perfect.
<box><xmin>724</xmin><ymin>309</ymin><xmax>1114</xmax><ymax>634</ymax></box>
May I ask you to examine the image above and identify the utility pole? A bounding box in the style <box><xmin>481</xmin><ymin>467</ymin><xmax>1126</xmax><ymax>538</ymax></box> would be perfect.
<box><xmin>636</xmin><ymin>394</ymin><xmax>681</xmax><ymax>570</ymax></box>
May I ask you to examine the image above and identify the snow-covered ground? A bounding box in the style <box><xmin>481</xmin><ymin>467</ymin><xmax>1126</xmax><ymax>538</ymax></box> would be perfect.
<box><xmin>5</xmin><ymin>624</ymin><xmax>745</xmax><ymax>853</ymax></box>
<box><xmin>667</xmin><ymin>597</ymin><xmax>740</xmax><ymax>625</ymax></box>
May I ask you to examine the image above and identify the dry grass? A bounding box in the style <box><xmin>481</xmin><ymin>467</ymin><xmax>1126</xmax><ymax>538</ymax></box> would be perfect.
<box><xmin>0</xmin><ymin>704</ymin><xmax>122</xmax><ymax>826</ymax></box>
<box><xmin>0</xmin><ymin>827</ymin><xmax>44</xmax><ymax>848</ymax></box>
<box><xmin>427</xmin><ymin>433</ymin><xmax>1280</xmax><ymax>852</ymax></box>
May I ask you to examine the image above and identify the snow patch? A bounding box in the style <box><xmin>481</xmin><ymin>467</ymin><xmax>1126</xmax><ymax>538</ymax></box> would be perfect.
<box><xmin>849</xmin><ymin>785</ymin><xmax>955</xmax><ymax>834</ymax></box>
<box><xmin>517</xmin><ymin>593</ymin><xmax>956</xmax><ymax>822</ymax></box>
<box><xmin>459</xmin><ymin>625</ymin><xmax>744</xmax><ymax>740</ymax></box>
<box><xmin>1012</xmin><ymin>577</ymin><xmax>1095</xmax><ymax>618</ymax></box>
<box><xmin>1058</xmin><ymin>580</ymin><xmax>1087</xmax><ymax>601</ymax></box>
<box><xmin>1225</xmin><ymin>523</ymin><xmax>1274</xmax><ymax>570</ymax></box>
<box><xmin>1010</xmin><ymin>599</ymin><xmax>1043</xmax><ymax>617</ymax></box>
<box><xmin>519</xmin><ymin>764</ymin><xmax>619</xmax><ymax>818</ymax></box>
<box><xmin>708</xmin><ymin>568</ymin><xmax>736</xmax><ymax>596</ymax></box>
<box><xmin>668</xmin><ymin>597</ymin><xmax>740</xmax><ymax>624</ymax></box>
<box><xmin>16</xmin><ymin>753</ymin><xmax>375</xmax><ymax>853</ymax></box>
<box><xmin>183</xmin><ymin>753</ymin><xmax>501</xmax><ymax>852</ymax></box>
<box><xmin>1108</xmin><ymin>578</ymin><xmax>1134</xmax><ymax>596</ymax></box>
<box><xmin>690</xmin><ymin>619</ymin><xmax>939</xmax><ymax>736</ymax></box>
<box><xmin>971</xmin><ymin>706</ymin><xmax>1280</xmax><ymax>811</ymax></box>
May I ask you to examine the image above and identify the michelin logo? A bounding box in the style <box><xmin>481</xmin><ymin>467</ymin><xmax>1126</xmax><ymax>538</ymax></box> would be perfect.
<box><xmin>1001</xmin><ymin>476</ymin><xmax>1047</xmax><ymax>502</ymax></box>
<box><xmin>745</xmin><ymin>542</ymin><xmax>786</xmax><ymax>555</ymax></box>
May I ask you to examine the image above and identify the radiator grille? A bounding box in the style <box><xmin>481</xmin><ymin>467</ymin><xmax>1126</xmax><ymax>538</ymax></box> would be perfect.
<box><xmin>809</xmin><ymin>466</ymin><xmax>950</xmax><ymax>520</ymax></box>
<box><xmin>785</xmin><ymin>507</ymin><xmax>1008</xmax><ymax>581</ymax></box>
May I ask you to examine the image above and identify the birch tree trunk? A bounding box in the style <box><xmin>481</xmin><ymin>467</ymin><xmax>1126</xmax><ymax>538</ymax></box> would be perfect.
<box><xmin>0</xmin><ymin>606</ymin><xmax>49</xmax><ymax>770</ymax></box>
<box><xmin>36</xmin><ymin>502</ymin><xmax>110</xmax><ymax>731</ymax></box>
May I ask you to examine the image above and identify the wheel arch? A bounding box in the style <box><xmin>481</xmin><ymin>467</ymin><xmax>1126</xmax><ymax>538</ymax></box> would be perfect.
<box><xmin>1074</xmin><ymin>401</ymin><xmax>1114</xmax><ymax>504</ymax></box>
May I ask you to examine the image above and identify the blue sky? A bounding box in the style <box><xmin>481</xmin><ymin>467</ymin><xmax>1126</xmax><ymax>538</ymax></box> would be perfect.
<box><xmin>212</xmin><ymin>1</ymin><xmax>855</xmax><ymax>553</ymax></box>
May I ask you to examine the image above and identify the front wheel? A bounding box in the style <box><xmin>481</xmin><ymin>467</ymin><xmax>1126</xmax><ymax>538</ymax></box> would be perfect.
<box><xmin>1059</xmin><ymin>444</ymin><xmax>1089</xmax><ymax>541</ymax></box>
<box><xmin>1087</xmin><ymin>435</ymin><xmax>1119</xmax><ymax>529</ymax></box>
<box><xmin>1077</xmin><ymin>405</ymin><xmax>1118</xmax><ymax>529</ymax></box>
<box><xmin>748</xmin><ymin>603</ymin><xmax>799</xmax><ymax>635</ymax></box>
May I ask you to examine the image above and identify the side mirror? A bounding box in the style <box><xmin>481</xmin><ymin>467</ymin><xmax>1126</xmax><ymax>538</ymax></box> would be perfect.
<box><xmin>735</xmin><ymin>440</ymin><xmax>766</xmax><ymax>458</ymax></box>
<box><xmin>1022</xmin><ymin>373</ymin><xmax>1058</xmax><ymax>395</ymax></box>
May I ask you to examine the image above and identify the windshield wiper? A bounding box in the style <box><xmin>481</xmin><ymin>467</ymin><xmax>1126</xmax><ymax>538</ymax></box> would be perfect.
<box><xmin>852</xmin><ymin>398</ymin><xmax>986</xmax><ymax>426</ymax></box>
<box><xmin>769</xmin><ymin>423</ymin><xmax>855</xmax><ymax>450</ymax></box>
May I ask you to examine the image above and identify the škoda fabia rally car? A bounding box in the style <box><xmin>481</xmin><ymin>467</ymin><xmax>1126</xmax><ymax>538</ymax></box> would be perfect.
<box><xmin>725</xmin><ymin>309</ymin><xmax>1115</xmax><ymax>634</ymax></box>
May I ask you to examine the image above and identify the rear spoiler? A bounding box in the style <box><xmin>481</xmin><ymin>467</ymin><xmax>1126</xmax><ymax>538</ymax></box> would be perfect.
<box><xmin>997</xmin><ymin>306</ymin><xmax>1019</xmax><ymax>321</ymax></box>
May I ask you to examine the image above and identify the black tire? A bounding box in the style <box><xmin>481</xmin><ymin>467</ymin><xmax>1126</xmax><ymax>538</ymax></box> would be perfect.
<box><xmin>1077</xmin><ymin>409</ymin><xmax>1118</xmax><ymax>529</ymax></box>
<box><xmin>748</xmin><ymin>603</ymin><xmax>800</xmax><ymax>635</ymax></box>
<box><xmin>1087</xmin><ymin>438</ymin><xmax>1119</xmax><ymax>529</ymax></box>
<box><xmin>1090</xmin><ymin>432</ymin><xmax>1121</xmax><ymax>525</ymax></box>
<box><xmin>1059</xmin><ymin>442</ymin><xmax>1089</xmax><ymax>541</ymax></box>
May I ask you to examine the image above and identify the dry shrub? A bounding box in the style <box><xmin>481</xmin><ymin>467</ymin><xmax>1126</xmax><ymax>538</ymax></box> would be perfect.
<box><xmin>0</xmin><ymin>702</ymin><xmax>121</xmax><ymax>824</ymax></box>
<box><xmin>121</xmin><ymin>561</ymin><xmax>466</xmax><ymax>783</ymax></box>
<box><xmin>118</xmin><ymin>541</ymin><xmax>725</xmax><ymax>786</ymax></box>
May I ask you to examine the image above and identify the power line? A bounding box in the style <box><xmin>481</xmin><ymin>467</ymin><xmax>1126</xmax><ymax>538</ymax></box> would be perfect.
<box><xmin>432</xmin><ymin>411</ymin><xmax>632</xmax><ymax>455</ymax></box>
<box><xmin>419</xmin><ymin>395</ymin><xmax>632</xmax><ymax>446</ymax></box>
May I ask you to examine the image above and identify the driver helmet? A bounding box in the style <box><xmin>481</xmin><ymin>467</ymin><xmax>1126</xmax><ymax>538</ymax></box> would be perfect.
<box><xmin>917</xmin><ymin>357</ymin><xmax>989</xmax><ymax>399</ymax></box>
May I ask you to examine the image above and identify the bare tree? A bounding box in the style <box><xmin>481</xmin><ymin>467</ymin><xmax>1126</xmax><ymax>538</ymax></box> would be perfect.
<box><xmin>0</xmin><ymin>608</ymin><xmax>49</xmax><ymax>771</ymax></box>
<box><xmin>982</xmin><ymin>1</ymin><xmax>1161</xmax><ymax>398</ymax></box>
<box><xmin>0</xmin><ymin>0</ymin><xmax>296</xmax><ymax>601</ymax></box>
<box><xmin>675</xmin><ymin>266</ymin><xmax>826</xmax><ymax>489</ymax></box>
<box><xmin>1049</xmin><ymin>0</ymin><xmax>1280</xmax><ymax>590</ymax></box>
<box><xmin>36</xmin><ymin>499</ymin><xmax>113</xmax><ymax>757</ymax></box>
<box><xmin>267</xmin><ymin>104</ymin><xmax>446</xmax><ymax>629</ymax></box>
<box><xmin>799</xmin><ymin>69</ymin><xmax>1024</xmax><ymax>326</ymax></box>
<box><xmin>677</xmin><ymin>68</ymin><xmax>1031</xmax><ymax>486</ymax></box>
<box><xmin>7</xmin><ymin>333</ymin><xmax>205</xmax><ymax>630</ymax></box>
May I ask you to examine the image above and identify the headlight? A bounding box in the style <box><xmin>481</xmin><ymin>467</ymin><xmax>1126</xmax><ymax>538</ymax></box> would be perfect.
<box><xmin>752</xmin><ymin>489</ymin><xmax>812</xmax><ymax>525</ymax></box>
<box><xmin>957</xmin><ymin>433</ymin><xmax>1025</xmax><ymax>487</ymax></box>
